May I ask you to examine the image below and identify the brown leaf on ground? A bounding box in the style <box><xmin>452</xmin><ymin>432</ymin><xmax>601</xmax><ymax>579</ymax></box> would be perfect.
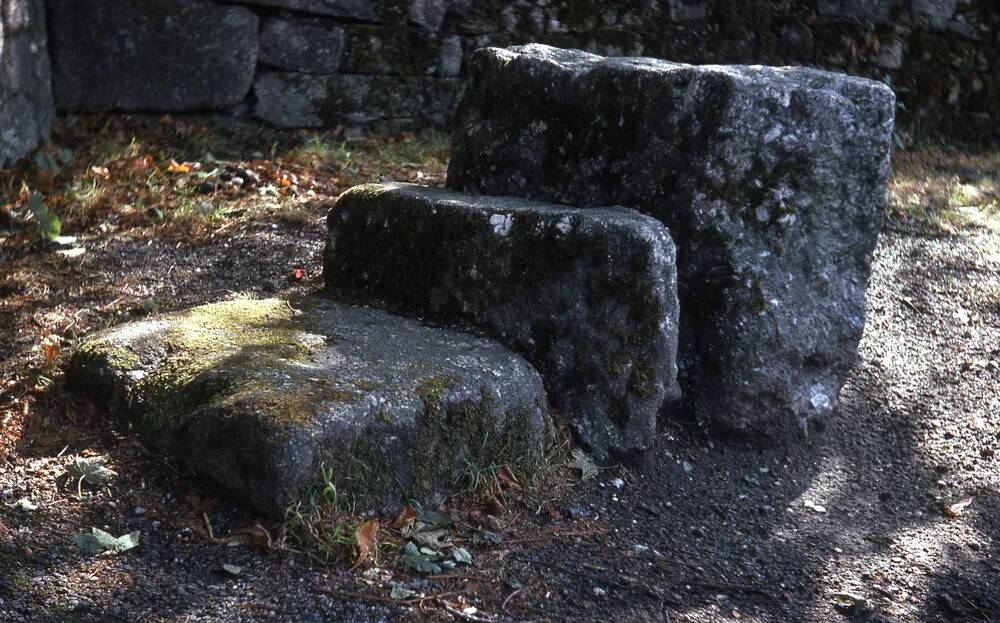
<box><xmin>42</xmin><ymin>337</ymin><xmax>60</xmax><ymax>368</ymax></box>
<box><xmin>496</xmin><ymin>466</ymin><xmax>521</xmax><ymax>491</ymax></box>
<box><xmin>223</xmin><ymin>525</ymin><xmax>273</xmax><ymax>550</ymax></box>
<box><xmin>392</xmin><ymin>505</ymin><xmax>416</xmax><ymax>531</ymax></box>
<box><xmin>943</xmin><ymin>497</ymin><xmax>973</xmax><ymax>518</ymax></box>
<box><xmin>166</xmin><ymin>160</ymin><xmax>192</xmax><ymax>174</ymax></box>
<box><xmin>484</xmin><ymin>495</ymin><xmax>504</xmax><ymax>517</ymax></box>
<box><xmin>350</xmin><ymin>519</ymin><xmax>379</xmax><ymax>571</ymax></box>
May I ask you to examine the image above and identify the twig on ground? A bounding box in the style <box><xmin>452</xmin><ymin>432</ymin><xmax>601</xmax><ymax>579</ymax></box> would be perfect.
<box><xmin>203</xmin><ymin>512</ymin><xmax>215</xmax><ymax>542</ymax></box>
<box><xmin>441</xmin><ymin>603</ymin><xmax>497</xmax><ymax>623</ymax></box>
<box><xmin>502</xmin><ymin>584</ymin><xmax>527</xmax><ymax>614</ymax></box>
<box><xmin>686</xmin><ymin>579</ymin><xmax>778</xmax><ymax>602</ymax></box>
<box><xmin>506</xmin><ymin>528</ymin><xmax>608</xmax><ymax>544</ymax></box>
<box><xmin>310</xmin><ymin>585</ymin><xmax>467</xmax><ymax>608</ymax></box>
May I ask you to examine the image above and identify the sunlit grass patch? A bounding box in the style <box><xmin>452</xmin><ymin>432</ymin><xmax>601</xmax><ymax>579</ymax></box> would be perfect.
<box><xmin>1</xmin><ymin>116</ymin><xmax>451</xmax><ymax>244</ymax></box>
<box><xmin>890</xmin><ymin>145</ymin><xmax>1000</xmax><ymax>232</ymax></box>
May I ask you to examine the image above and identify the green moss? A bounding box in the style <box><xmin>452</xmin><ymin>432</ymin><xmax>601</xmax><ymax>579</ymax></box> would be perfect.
<box><xmin>416</xmin><ymin>375</ymin><xmax>458</xmax><ymax>402</ymax></box>
<box><xmin>76</xmin><ymin>339</ymin><xmax>141</xmax><ymax>370</ymax></box>
<box><xmin>132</xmin><ymin>298</ymin><xmax>324</xmax><ymax>430</ymax></box>
<box><xmin>630</xmin><ymin>361</ymin><xmax>658</xmax><ymax>400</ymax></box>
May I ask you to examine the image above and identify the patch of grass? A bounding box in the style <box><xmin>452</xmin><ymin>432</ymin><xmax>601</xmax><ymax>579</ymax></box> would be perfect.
<box><xmin>890</xmin><ymin>145</ymin><xmax>1000</xmax><ymax>232</ymax></box>
<box><xmin>278</xmin><ymin>463</ymin><xmax>362</xmax><ymax>565</ymax></box>
<box><xmin>1</xmin><ymin>116</ymin><xmax>450</xmax><ymax>243</ymax></box>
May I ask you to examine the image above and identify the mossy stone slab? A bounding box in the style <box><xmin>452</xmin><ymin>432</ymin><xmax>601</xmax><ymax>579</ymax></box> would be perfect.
<box><xmin>324</xmin><ymin>183</ymin><xmax>679</xmax><ymax>461</ymax></box>
<box><xmin>67</xmin><ymin>297</ymin><xmax>550</xmax><ymax>516</ymax></box>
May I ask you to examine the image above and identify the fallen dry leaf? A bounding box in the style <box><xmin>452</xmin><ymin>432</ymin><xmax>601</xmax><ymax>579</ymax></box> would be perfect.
<box><xmin>166</xmin><ymin>160</ymin><xmax>193</xmax><ymax>174</ymax></box>
<box><xmin>350</xmin><ymin>519</ymin><xmax>380</xmax><ymax>571</ymax></box>
<box><xmin>944</xmin><ymin>497</ymin><xmax>973</xmax><ymax>518</ymax></box>
<box><xmin>222</xmin><ymin>525</ymin><xmax>272</xmax><ymax>550</ymax></box>
<box><xmin>42</xmin><ymin>336</ymin><xmax>60</xmax><ymax>368</ymax></box>
<box><xmin>125</xmin><ymin>155</ymin><xmax>156</xmax><ymax>171</ymax></box>
<box><xmin>392</xmin><ymin>505</ymin><xmax>416</xmax><ymax>531</ymax></box>
<box><xmin>496</xmin><ymin>466</ymin><xmax>521</xmax><ymax>491</ymax></box>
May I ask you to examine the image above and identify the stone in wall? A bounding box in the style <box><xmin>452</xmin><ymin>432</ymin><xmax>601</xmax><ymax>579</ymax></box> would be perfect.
<box><xmin>259</xmin><ymin>17</ymin><xmax>345</xmax><ymax>74</ymax></box>
<box><xmin>341</xmin><ymin>25</ymin><xmax>442</xmax><ymax>75</ymax></box>
<box><xmin>254</xmin><ymin>70</ymin><xmax>459</xmax><ymax>127</ymax></box>
<box><xmin>0</xmin><ymin>0</ymin><xmax>52</xmax><ymax>167</ymax></box>
<box><xmin>817</xmin><ymin>0</ymin><xmax>899</xmax><ymax>23</ymax></box>
<box><xmin>438</xmin><ymin>35</ymin><xmax>464</xmax><ymax>77</ymax></box>
<box><xmin>910</xmin><ymin>0</ymin><xmax>956</xmax><ymax>29</ymax></box>
<box><xmin>408</xmin><ymin>0</ymin><xmax>446</xmax><ymax>31</ymax></box>
<box><xmin>448</xmin><ymin>45</ymin><xmax>896</xmax><ymax>439</ymax></box>
<box><xmin>668</xmin><ymin>0</ymin><xmax>709</xmax><ymax>22</ymax></box>
<box><xmin>236</xmin><ymin>0</ymin><xmax>376</xmax><ymax>21</ymax></box>
<box><xmin>47</xmin><ymin>0</ymin><xmax>258</xmax><ymax>112</ymax></box>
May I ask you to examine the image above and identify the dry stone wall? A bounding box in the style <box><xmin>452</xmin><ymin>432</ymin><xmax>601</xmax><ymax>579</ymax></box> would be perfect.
<box><xmin>38</xmin><ymin>0</ymin><xmax>1000</xmax><ymax>140</ymax></box>
<box><xmin>0</xmin><ymin>0</ymin><xmax>52</xmax><ymax>166</ymax></box>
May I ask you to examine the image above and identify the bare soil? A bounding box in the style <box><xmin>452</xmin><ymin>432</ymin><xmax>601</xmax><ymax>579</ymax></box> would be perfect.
<box><xmin>1</xmin><ymin>117</ymin><xmax>998</xmax><ymax>622</ymax></box>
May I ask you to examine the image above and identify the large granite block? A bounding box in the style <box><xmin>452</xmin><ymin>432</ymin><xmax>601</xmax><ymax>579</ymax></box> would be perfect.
<box><xmin>447</xmin><ymin>44</ymin><xmax>895</xmax><ymax>439</ymax></box>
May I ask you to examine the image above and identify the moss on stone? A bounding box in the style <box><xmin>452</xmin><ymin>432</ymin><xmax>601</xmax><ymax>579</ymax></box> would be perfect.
<box><xmin>121</xmin><ymin>298</ymin><xmax>324</xmax><ymax>431</ymax></box>
<box><xmin>416</xmin><ymin>374</ymin><xmax>459</xmax><ymax>402</ymax></box>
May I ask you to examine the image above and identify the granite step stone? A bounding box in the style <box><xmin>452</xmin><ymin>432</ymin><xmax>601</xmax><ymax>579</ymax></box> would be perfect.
<box><xmin>324</xmin><ymin>183</ymin><xmax>679</xmax><ymax>461</ymax></box>
<box><xmin>68</xmin><ymin>296</ymin><xmax>551</xmax><ymax>516</ymax></box>
<box><xmin>447</xmin><ymin>44</ymin><xmax>896</xmax><ymax>439</ymax></box>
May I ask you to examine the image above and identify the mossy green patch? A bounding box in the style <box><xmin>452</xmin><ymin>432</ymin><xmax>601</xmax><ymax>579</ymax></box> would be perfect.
<box><xmin>92</xmin><ymin>297</ymin><xmax>328</xmax><ymax>432</ymax></box>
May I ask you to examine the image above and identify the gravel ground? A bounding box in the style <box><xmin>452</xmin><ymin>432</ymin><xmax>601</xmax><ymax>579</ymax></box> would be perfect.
<box><xmin>2</xmin><ymin>162</ymin><xmax>998</xmax><ymax>622</ymax></box>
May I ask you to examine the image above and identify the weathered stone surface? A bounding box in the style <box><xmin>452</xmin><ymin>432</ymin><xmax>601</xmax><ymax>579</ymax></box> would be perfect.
<box><xmin>667</xmin><ymin>0</ymin><xmax>709</xmax><ymax>21</ymax></box>
<box><xmin>236</xmin><ymin>0</ymin><xmax>376</xmax><ymax>20</ymax></box>
<box><xmin>341</xmin><ymin>26</ymin><xmax>441</xmax><ymax>75</ymax></box>
<box><xmin>47</xmin><ymin>0</ymin><xmax>257</xmax><ymax>112</ymax></box>
<box><xmin>259</xmin><ymin>17</ymin><xmax>345</xmax><ymax>74</ymax></box>
<box><xmin>910</xmin><ymin>0</ymin><xmax>955</xmax><ymax>28</ymax></box>
<box><xmin>817</xmin><ymin>0</ymin><xmax>897</xmax><ymax>22</ymax></box>
<box><xmin>448</xmin><ymin>45</ymin><xmax>895</xmax><ymax>439</ymax></box>
<box><xmin>254</xmin><ymin>71</ymin><xmax>458</xmax><ymax>127</ymax></box>
<box><xmin>408</xmin><ymin>0</ymin><xmax>446</xmax><ymax>31</ymax></box>
<box><xmin>67</xmin><ymin>297</ymin><xmax>550</xmax><ymax>516</ymax></box>
<box><xmin>439</xmin><ymin>35</ymin><xmax>464</xmax><ymax>77</ymax></box>
<box><xmin>0</xmin><ymin>0</ymin><xmax>52</xmax><ymax>167</ymax></box>
<box><xmin>324</xmin><ymin>183</ymin><xmax>679</xmax><ymax>460</ymax></box>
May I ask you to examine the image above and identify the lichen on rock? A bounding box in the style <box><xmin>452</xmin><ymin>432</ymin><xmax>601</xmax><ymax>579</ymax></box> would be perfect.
<box><xmin>68</xmin><ymin>296</ymin><xmax>551</xmax><ymax>516</ymax></box>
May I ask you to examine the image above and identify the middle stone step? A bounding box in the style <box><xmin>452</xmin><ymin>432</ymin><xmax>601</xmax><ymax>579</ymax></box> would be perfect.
<box><xmin>324</xmin><ymin>183</ymin><xmax>680</xmax><ymax>461</ymax></box>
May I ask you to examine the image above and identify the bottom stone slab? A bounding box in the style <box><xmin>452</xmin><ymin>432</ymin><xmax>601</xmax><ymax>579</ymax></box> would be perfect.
<box><xmin>68</xmin><ymin>297</ymin><xmax>551</xmax><ymax>516</ymax></box>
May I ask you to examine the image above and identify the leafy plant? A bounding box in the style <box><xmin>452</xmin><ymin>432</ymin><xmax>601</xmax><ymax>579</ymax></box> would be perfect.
<box><xmin>74</xmin><ymin>528</ymin><xmax>139</xmax><ymax>555</ymax></box>
<box><xmin>35</xmin><ymin>148</ymin><xmax>73</xmax><ymax>175</ymax></box>
<box><xmin>27</xmin><ymin>192</ymin><xmax>61</xmax><ymax>241</ymax></box>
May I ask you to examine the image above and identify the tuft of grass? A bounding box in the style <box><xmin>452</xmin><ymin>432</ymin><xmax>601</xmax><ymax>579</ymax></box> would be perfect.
<box><xmin>278</xmin><ymin>463</ymin><xmax>363</xmax><ymax>565</ymax></box>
